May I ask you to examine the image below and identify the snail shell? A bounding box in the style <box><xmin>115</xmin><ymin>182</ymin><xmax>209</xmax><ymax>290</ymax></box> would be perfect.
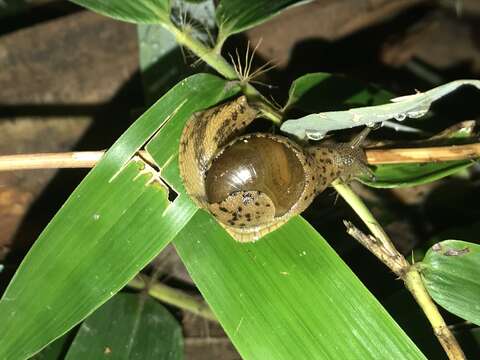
<box><xmin>179</xmin><ymin>96</ymin><xmax>369</xmax><ymax>242</ymax></box>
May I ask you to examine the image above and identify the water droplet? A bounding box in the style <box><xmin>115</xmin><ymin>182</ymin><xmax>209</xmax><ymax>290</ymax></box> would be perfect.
<box><xmin>407</xmin><ymin>109</ymin><xmax>428</xmax><ymax>119</ymax></box>
<box><xmin>305</xmin><ymin>129</ymin><xmax>325</xmax><ymax>141</ymax></box>
<box><xmin>394</xmin><ymin>113</ymin><xmax>407</xmax><ymax>121</ymax></box>
<box><xmin>93</xmin><ymin>214</ymin><xmax>100</xmax><ymax>220</ymax></box>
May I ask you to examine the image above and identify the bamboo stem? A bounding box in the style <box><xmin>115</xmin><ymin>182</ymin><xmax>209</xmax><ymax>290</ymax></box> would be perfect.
<box><xmin>0</xmin><ymin>143</ymin><xmax>478</xmax><ymax>172</ymax></box>
<box><xmin>366</xmin><ymin>143</ymin><xmax>480</xmax><ymax>164</ymax></box>
<box><xmin>334</xmin><ymin>181</ymin><xmax>465</xmax><ymax>360</ymax></box>
<box><xmin>162</xmin><ymin>21</ymin><xmax>282</xmax><ymax>124</ymax></box>
<box><xmin>128</xmin><ymin>275</ymin><xmax>217</xmax><ymax>322</ymax></box>
<box><xmin>0</xmin><ymin>151</ymin><xmax>104</xmax><ymax>171</ymax></box>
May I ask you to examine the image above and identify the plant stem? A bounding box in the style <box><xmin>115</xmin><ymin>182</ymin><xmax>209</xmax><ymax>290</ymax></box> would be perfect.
<box><xmin>334</xmin><ymin>180</ymin><xmax>465</xmax><ymax>360</ymax></box>
<box><xmin>366</xmin><ymin>144</ymin><xmax>480</xmax><ymax>164</ymax></box>
<box><xmin>162</xmin><ymin>21</ymin><xmax>282</xmax><ymax>124</ymax></box>
<box><xmin>0</xmin><ymin>151</ymin><xmax>103</xmax><ymax>171</ymax></box>
<box><xmin>164</xmin><ymin>22</ymin><xmax>237</xmax><ymax>81</ymax></box>
<box><xmin>1</xmin><ymin>144</ymin><xmax>478</xmax><ymax>171</ymax></box>
<box><xmin>128</xmin><ymin>275</ymin><xmax>217</xmax><ymax>322</ymax></box>
<box><xmin>404</xmin><ymin>269</ymin><xmax>466</xmax><ymax>360</ymax></box>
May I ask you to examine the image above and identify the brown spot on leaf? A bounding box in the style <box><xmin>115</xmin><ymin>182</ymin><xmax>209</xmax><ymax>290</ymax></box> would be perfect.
<box><xmin>444</xmin><ymin>247</ymin><xmax>470</xmax><ymax>256</ymax></box>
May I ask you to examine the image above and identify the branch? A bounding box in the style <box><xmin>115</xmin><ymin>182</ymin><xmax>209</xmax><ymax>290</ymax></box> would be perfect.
<box><xmin>366</xmin><ymin>143</ymin><xmax>480</xmax><ymax>164</ymax></box>
<box><xmin>128</xmin><ymin>275</ymin><xmax>217</xmax><ymax>322</ymax></box>
<box><xmin>334</xmin><ymin>181</ymin><xmax>466</xmax><ymax>360</ymax></box>
<box><xmin>1</xmin><ymin>143</ymin><xmax>478</xmax><ymax>172</ymax></box>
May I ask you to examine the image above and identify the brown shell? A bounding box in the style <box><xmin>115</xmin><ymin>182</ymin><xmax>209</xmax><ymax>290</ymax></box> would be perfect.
<box><xmin>178</xmin><ymin>96</ymin><xmax>258</xmax><ymax>208</ymax></box>
<box><xmin>178</xmin><ymin>96</ymin><xmax>369</xmax><ymax>242</ymax></box>
<box><xmin>205</xmin><ymin>133</ymin><xmax>318</xmax><ymax>242</ymax></box>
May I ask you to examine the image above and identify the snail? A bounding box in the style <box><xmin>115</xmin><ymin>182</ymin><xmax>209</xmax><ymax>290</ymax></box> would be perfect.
<box><xmin>179</xmin><ymin>96</ymin><xmax>371</xmax><ymax>242</ymax></box>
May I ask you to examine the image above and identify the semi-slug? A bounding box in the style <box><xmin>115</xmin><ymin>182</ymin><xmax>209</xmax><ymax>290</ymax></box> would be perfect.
<box><xmin>179</xmin><ymin>96</ymin><xmax>371</xmax><ymax>242</ymax></box>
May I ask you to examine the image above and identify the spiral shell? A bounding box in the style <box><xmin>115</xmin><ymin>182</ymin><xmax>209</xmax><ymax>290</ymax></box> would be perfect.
<box><xmin>179</xmin><ymin>96</ymin><xmax>370</xmax><ymax>242</ymax></box>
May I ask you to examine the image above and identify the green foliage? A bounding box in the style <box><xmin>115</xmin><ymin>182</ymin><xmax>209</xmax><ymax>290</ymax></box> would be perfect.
<box><xmin>174</xmin><ymin>212</ymin><xmax>425</xmax><ymax>359</ymax></box>
<box><xmin>216</xmin><ymin>0</ymin><xmax>312</xmax><ymax>41</ymax></box>
<box><xmin>65</xmin><ymin>293</ymin><xmax>183</xmax><ymax>359</ymax></box>
<box><xmin>0</xmin><ymin>74</ymin><xmax>238</xmax><ymax>359</ymax></box>
<box><xmin>284</xmin><ymin>72</ymin><xmax>392</xmax><ymax>113</ymax></box>
<box><xmin>420</xmin><ymin>240</ymin><xmax>480</xmax><ymax>326</ymax></box>
<box><xmin>1</xmin><ymin>0</ymin><xmax>477</xmax><ymax>359</ymax></box>
<box><xmin>71</xmin><ymin>0</ymin><xmax>171</xmax><ymax>23</ymax></box>
<box><xmin>361</xmin><ymin>161</ymin><xmax>473</xmax><ymax>188</ymax></box>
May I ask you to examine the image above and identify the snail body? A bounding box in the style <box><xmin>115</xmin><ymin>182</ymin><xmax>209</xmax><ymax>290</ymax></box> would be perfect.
<box><xmin>179</xmin><ymin>96</ymin><xmax>369</xmax><ymax>242</ymax></box>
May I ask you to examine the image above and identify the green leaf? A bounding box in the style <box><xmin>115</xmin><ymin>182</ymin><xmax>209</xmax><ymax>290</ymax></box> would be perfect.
<box><xmin>282</xmin><ymin>78</ymin><xmax>480</xmax><ymax>140</ymax></box>
<box><xmin>360</xmin><ymin>161</ymin><xmax>474</xmax><ymax>188</ymax></box>
<box><xmin>0</xmin><ymin>74</ymin><xmax>237</xmax><ymax>359</ymax></box>
<box><xmin>282</xmin><ymin>72</ymin><xmax>476</xmax><ymax>188</ymax></box>
<box><xmin>138</xmin><ymin>24</ymin><xmax>186</xmax><ymax>104</ymax></box>
<box><xmin>420</xmin><ymin>240</ymin><xmax>480</xmax><ymax>326</ymax></box>
<box><xmin>70</xmin><ymin>0</ymin><xmax>171</xmax><ymax>24</ymax></box>
<box><xmin>172</xmin><ymin>212</ymin><xmax>426</xmax><ymax>359</ymax></box>
<box><xmin>138</xmin><ymin>71</ymin><xmax>425</xmax><ymax>358</ymax></box>
<box><xmin>284</xmin><ymin>72</ymin><xmax>392</xmax><ymax>113</ymax></box>
<box><xmin>282</xmin><ymin>72</ymin><xmax>423</xmax><ymax>138</ymax></box>
<box><xmin>32</xmin><ymin>335</ymin><xmax>71</xmax><ymax>360</ymax></box>
<box><xmin>65</xmin><ymin>293</ymin><xmax>182</xmax><ymax>360</ymax></box>
<box><xmin>138</xmin><ymin>1</ymin><xmax>216</xmax><ymax>103</ymax></box>
<box><xmin>216</xmin><ymin>0</ymin><xmax>313</xmax><ymax>41</ymax></box>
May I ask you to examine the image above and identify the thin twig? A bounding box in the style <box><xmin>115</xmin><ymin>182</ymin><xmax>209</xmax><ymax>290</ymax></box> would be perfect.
<box><xmin>1</xmin><ymin>143</ymin><xmax>479</xmax><ymax>172</ymax></box>
<box><xmin>343</xmin><ymin>220</ymin><xmax>407</xmax><ymax>276</ymax></box>
<box><xmin>0</xmin><ymin>151</ymin><xmax>104</xmax><ymax>171</ymax></box>
<box><xmin>334</xmin><ymin>181</ymin><xmax>465</xmax><ymax>360</ymax></box>
<box><xmin>128</xmin><ymin>275</ymin><xmax>217</xmax><ymax>322</ymax></box>
<box><xmin>366</xmin><ymin>143</ymin><xmax>480</xmax><ymax>164</ymax></box>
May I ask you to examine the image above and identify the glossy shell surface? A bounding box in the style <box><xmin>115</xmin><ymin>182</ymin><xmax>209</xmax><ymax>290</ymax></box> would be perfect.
<box><xmin>178</xmin><ymin>96</ymin><xmax>368</xmax><ymax>242</ymax></box>
<box><xmin>205</xmin><ymin>135</ymin><xmax>305</xmax><ymax>218</ymax></box>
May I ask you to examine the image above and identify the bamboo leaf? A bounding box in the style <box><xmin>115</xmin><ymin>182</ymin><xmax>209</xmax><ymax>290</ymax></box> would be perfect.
<box><xmin>360</xmin><ymin>161</ymin><xmax>474</xmax><ymax>188</ymax></box>
<box><xmin>31</xmin><ymin>336</ymin><xmax>70</xmax><ymax>360</ymax></box>
<box><xmin>420</xmin><ymin>240</ymin><xmax>480</xmax><ymax>326</ymax></box>
<box><xmin>283</xmin><ymin>72</ymin><xmax>423</xmax><ymax>135</ymax></box>
<box><xmin>216</xmin><ymin>0</ymin><xmax>313</xmax><ymax>41</ymax></box>
<box><xmin>70</xmin><ymin>0</ymin><xmax>171</xmax><ymax>24</ymax></box>
<box><xmin>138</xmin><ymin>1</ymin><xmax>216</xmax><ymax>103</ymax></box>
<box><xmin>137</xmin><ymin>69</ymin><xmax>426</xmax><ymax>358</ymax></box>
<box><xmin>284</xmin><ymin>72</ymin><xmax>392</xmax><ymax>113</ymax></box>
<box><xmin>65</xmin><ymin>293</ymin><xmax>183</xmax><ymax>360</ymax></box>
<box><xmin>172</xmin><ymin>212</ymin><xmax>426</xmax><ymax>359</ymax></box>
<box><xmin>281</xmin><ymin>72</ymin><xmax>477</xmax><ymax>188</ymax></box>
<box><xmin>0</xmin><ymin>74</ymin><xmax>237</xmax><ymax>359</ymax></box>
<box><xmin>282</xmin><ymin>79</ymin><xmax>480</xmax><ymax>140</ymax></box>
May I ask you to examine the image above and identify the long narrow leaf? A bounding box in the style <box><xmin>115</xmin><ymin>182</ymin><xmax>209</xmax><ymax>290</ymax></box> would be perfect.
<box><xmin>216</xmin><ymin>0</ymin><xmax>313</xmax><ymax>40</ymax></box>
<box><xmin>0</xmin><ymin>74</ymin><xmax>237</xmax><ymax>359</ymax></box>
<box><xmin>70</xmin><ymin>0</ymin><xmax>171</xmax><ymax>24</ymax></box>
<box><xmin>65</xmin><ymin>293</ymin><xmax>183</xmax><ymax>359</ymax></box>
<box><xmin>360</xmin><ymin>161</ymin><xmax>474</xmax><ymax>188</ymax></box>
<box><xmin>173</xmin><ymin>212</ymin><xmax>426</xmax><ymax>359</ymax></box>
<box><xmin>139</xmin><ymin>72</ymin><xmax>427</xmax><ymax>359</ymax></box>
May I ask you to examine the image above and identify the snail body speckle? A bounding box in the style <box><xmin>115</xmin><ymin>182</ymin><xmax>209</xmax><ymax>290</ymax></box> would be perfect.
<box><xmin>179</xmin><ymin>96</ymin><xmax>370</xmax><ymax>242</ymax></box>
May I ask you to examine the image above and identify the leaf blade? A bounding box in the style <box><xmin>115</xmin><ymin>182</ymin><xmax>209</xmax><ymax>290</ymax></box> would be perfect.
<box><xmin>361</xmin><ymin>161</ymin><xmax>474</xmax><ymax>188</ymax></box>
<box><xmin>421</xmin><ymin>240</ymin><xmax>480</xmax><ymax>326</ymax></box>
<box><xmin>65</xmin><ymin>293</ymin><xmax>183</xmax><ymax>360</ymax></box>
<box><xmin>70</xmin><ymin>0</ymin><xmax>171</xmax><ymax>24</ymax></box>
<box><xmin>0</xmin><ymin>74</ymin><xmax>235</xmax><ymax>359</ymax></box>
<box><xmin>173</xmin><ymin>211</ymin><xmax>426</xmax><ymax>359</ymax></box>
<box><xmin>216</xmin><ymin>0</ymin><xmax>313</xmax><ymax>40</ymax></box>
